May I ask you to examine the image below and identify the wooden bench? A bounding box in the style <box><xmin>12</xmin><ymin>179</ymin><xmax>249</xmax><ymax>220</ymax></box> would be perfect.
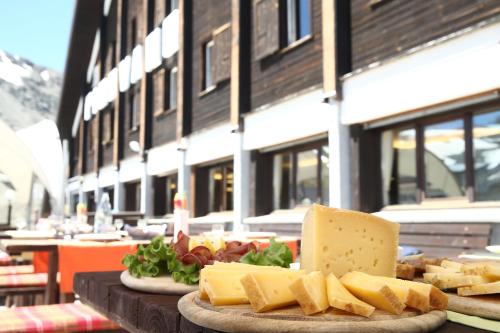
<box><xmin>0</xmin><ymin>302</ymin><xmax>122</xmax><ymax>333</ymax></box>
<box><xmin>399</xmin><ymin>223</ymin><xmax>492</xmax><ymax>258</ymax></box>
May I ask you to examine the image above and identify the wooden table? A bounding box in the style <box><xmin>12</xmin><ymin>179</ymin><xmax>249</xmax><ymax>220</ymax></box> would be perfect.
<box><xmin>74</xmin><ymin>271</ymin><xmax>493</xmax><ymax>333</ymax></box>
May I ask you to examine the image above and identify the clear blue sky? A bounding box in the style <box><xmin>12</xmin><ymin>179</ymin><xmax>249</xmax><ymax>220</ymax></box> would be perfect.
<box><xmin>0</xmin><ymin>0</ymin><xmax>76</xmax><ymax>73</ymax></box>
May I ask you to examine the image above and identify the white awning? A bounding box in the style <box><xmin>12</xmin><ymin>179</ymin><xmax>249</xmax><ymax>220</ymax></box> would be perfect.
<box><xmin>130</xmin><ymin>45</ymin><xmax>144</xmax><ymax>84</ymax></box>
<box><xmin>118</xmin><ymin>55</ymin><xmax>131</xmax><ymax>92</ymax></box>
<box><xmin>162</xmin><ymin>9</ymin><xmax>179</xmax><ymax>59</ymax></box>
<box><xmin>147</xmin><ymin>141</ymin><xmax>178</xmax><ymax>176</ymax></box>
<box><xmin>244</xmin><ymin>207</ymin><xmax>308</xmax><ymax>224</ymax></box>
<box><xmin>106</xmin><ymin>67</ymin><xmax>118</xmax><ymax>103</ymax></box>
<box><xmin>185</xmin><ymin>123</ymin><xmax>233</xmax><ymax>166</ymax></box>
<box><xmin>119</xmin><ymin>156</ymin><xmax>142</xmax><ymax>183</ymax></box>
<box><xmin>374</xmin><ymin>207</ymin><xmax>500</xmax><ymax>224</ymax></box>
<box><xmin>189</xmin><ymin>211</ymin><xmax>234</xmax><ymax>224</ymax></box>
<box><xmin>82</xmin><ymin>173</ymin><xmax>98</xmax><ymax>192</ymax></box>
<box><xmin>98</xmin><ymin>165</ymin><xmax>117</xmax><ymax>188</ymax></box>
<box><xmin>145</xmin><ymin>27</ymin><xmax>162</xmax><ymax>73</ymax></box>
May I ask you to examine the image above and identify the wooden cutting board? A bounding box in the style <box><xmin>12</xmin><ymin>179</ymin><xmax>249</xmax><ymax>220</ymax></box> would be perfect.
<box><xmin>447</xmin><ymin>293</ymin><xmax>500</xmax><ymax>320</ymax></box>
<box><xmin>120</xmin><ymin>270</ymin><xmax>198</xmax><ymax>295</ymax></box>
<box><xmin>178</xmin><ymin>292</ymin><xmax>446</xmax><ymax>333</ymax></box>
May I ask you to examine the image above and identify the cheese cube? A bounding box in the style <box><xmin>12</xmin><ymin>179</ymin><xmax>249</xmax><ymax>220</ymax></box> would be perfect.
<box><xmin>340</xmin><ymin>271</ymin><xmax>405</xmax><ymax>315</ymax></box>
<box><xmin>199</xmin><ymin>263</ymin><xmax>286</xmax><ymax>300</ymax></box>
<box><xmin>240</xmin><ymin>270</ymin><xmax>305</xmax><ymax>312</ymax></box>
<box><xmin>300</xmin><ymin>204</ymin><xmax>399</xmax><ymax>278</ymax></box>
<box><xmin>457</xmin><ymin>281</ymin><xmax>500</xmax><ymax>296</ymax></box>
<box><xmin>289</xmin><ymin>271</ymin><xmax>329</xmax><ymax>315</ymax></box>
<box><xmin>326</xmin><ymin>273</ymin><xmax>375</xmax><ymax>317</ymax></box>
<box><xmin>203</xmin><ymin>271</ymin><xmax>249</xmax><ymax>305</ymax></box>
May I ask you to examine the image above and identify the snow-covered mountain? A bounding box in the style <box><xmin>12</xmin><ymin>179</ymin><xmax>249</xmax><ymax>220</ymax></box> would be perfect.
<box><xmin>0</xmin><ymin>50</ymin><xmax>61</xmax><ymax>130</ymax></box>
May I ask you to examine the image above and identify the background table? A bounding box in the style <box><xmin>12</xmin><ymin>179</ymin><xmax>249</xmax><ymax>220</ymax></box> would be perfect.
<box><xmin>74</xmin><ymin>271</ymin><xmax>493</xmax><ymax>333</ymax></box>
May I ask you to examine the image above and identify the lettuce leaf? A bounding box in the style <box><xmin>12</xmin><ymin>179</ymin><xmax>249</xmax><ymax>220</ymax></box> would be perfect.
<box><xmin>239</xmin><ymin>238</ymin><xmax>293</xmax><ymax>268</ymax></box>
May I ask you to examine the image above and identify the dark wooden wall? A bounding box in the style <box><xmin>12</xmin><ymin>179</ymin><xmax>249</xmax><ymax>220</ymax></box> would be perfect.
<box><xmin>190</xmin><ymin>0</ymin><xmax>231</xmax><ymax>132</ymax></box>
<box><xmin>250</xmin><ymin>0</ymin><xmax>323</xmax><ymax>110</ymax></box>
<box><xmin>350</xmin><ymin>0</ymin><xmax>500</xmax><ymax>70</ymax></box>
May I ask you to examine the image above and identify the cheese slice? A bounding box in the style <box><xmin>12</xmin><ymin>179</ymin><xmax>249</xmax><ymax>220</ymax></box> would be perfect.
<box><xmin>426</xmin><ymin>264</ymin><xmax>459</xmax><ymax>273</ymax></box>
<box><xmin>241</xmin><ymin>270</ymin><xmax>305</xmax><ymax>312</ymax></box>
<box><xmin>457</xmin><ymin>281</ymin><xmax>500</xmax><ymax>296</ymax></box>
<box><xmin>199</xmin><ymin>263</ymin><xmax>286</xmax><ymax>300</ymax></box>
<box><xmin>300</xmin><ymin>204</ymin><xmax>399</xmax><ymax>278</ymax></box>
<box><xmin>461</xmin><ymin>263</ymin><xmax>500</xmax><ymax>280</ymax></box>
<box><xmin>340</xmin><ymin>271</ymin><xmax>405</xmax><ymax>315</ymax></box>
<box><xmin>372</xmin><ymin>276</ymin><xmax>431</xmax><ymax>312</ymax></box>
<box><xmin>326</xmin><ymin>273</ymin><xmax>375</xmax><ymax>317</ymax></box>
<box><xmin>423</xmin><ymin>272</ymin><xmax>490</xmax><ymax>289</ymax></box>
<box><xmin>289</xmin><ymin>271</ymin><xmax>329</xmax><ymax>315</ymax></box>
<box><xmin>440</xmin><ymin>260</ymin><xmax>464</xmax><ymax>271</ymax></box>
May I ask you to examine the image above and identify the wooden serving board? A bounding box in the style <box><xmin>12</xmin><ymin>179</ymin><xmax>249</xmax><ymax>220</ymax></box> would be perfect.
<box><xmin>178</xmin><ymin>292</ymin><xmax>446</xmax><ymax>333</ymax></box>
<box><xmin>120</xmin><ymin>270</ymin><xmax>198</xmax><ymax>295</ymax></box>
<box><xmin>447</xmin><ymin>293</ymin><xmax>500</xmax><ymax>320</ymax></box>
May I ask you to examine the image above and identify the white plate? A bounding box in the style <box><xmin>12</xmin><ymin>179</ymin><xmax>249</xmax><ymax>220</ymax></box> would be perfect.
<box><xmin>486</xmin><ymin>245</ymin><xmax>500</xmax><ymax>254</ymax></box>
<box><xmin>73</xmin><ymin>233</ymin><xmax>122</xmax><ymax>241</ymax></box>
<box><xmin>120</xmin><ymin>270</ymin><xmax>198</xmax><ymax>295</ymax></box>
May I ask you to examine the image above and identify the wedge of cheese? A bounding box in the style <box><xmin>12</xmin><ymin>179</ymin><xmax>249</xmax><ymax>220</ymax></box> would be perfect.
<box><xmin>423</xmin><ymin>273</ymin><xmax>490</xmax><ymax>290</ymax></box>
<box><xmin>326</xmin><ymin>273</ymin><xmax>375</xmax><ymax>317</ymax></box>
<box><xmin>199</xmin><ymin>263</ymin><xmax>286</xmax><ymax>300</ymax></box>
<box><xmin>204</xmin><ymin>271</ymin><xmax>249</xmax><ymax>305</ymax></box>
<box><xmin>426</xmin><ymin>264</ymin><xmax>459</xmax><ymax>273</ymax></box>
<box><xmin>457</xmin><ymin>281</ymin><xmax>500</xmax><ymax>296</ymax></box>
<box><xmin>289</xmin><ymin>271</ymin><xmax>329</xmax><ymax>315</ymax></box>
<box><xmin>461</xmin><ymin>263</ymin><xmax>500</xmax><ymax>280</ymax></box>
<box><xmin>340</xmin><ymin>271</ymin><xmax>405</xmax><ymax>315</ymax></box>
<box><xmin>440</xmin><ymin>260</ymin><xmax>464</xmax><ymax>271</ymax></box>
<box><xmin>300</xmin><ymin>204</ymin><xmax>399</xmax><ymax>278</ymax></box>
<box><xmin>241</xmin><ymin>270</ymin><xmax>305</xmax><ymax>312</ymax></box>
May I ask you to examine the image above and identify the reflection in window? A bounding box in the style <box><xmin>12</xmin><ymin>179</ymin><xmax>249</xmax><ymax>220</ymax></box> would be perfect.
<box><xmin>297</xmin><ymin>149</ymin><xmax>318</xmax><ymax>205</ymax></box>
<box><xmin>203</xmin><ymin>40</ymin><xmax>214</xmax><ymax>90</ymax></box>
<box><xmin>272</xmin><ymin>144</ymin><xmax>328</xmax><ymax>210</ymax></box>
<box><xmin>381</xmin><ymin>129</ymin><xmax>418</xmax><ymax>205</ymax></box>
<box><xmin>273</xmin><ymin>153</ymin><xmax>293</xmax><ymax>209</ymax></box>
<box><xmin>208</xmin><ymin>163</ymin><xmax>233</xmax><ymax>212</ymax></box>
<box><xmin>424</xmin><ymin>119</ymin><xmax>466</xmax><ymax>198</ymax></box>
<box><xmin>473</xmin><ymin>110</ymin><xmax>500</xmax><ymax>201</ymax></box>
<box><xmin>285</xmin><ymin>0</ymin><xmax>312</xmax><ymax>45</ymax></box>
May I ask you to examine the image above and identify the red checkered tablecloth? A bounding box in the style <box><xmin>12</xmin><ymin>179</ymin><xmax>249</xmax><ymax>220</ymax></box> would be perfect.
<box><xmin>0</xmin><ymin>251</ymin><xmax>12</xmax><ymax>266</ymax></box>
<box><xmin>0</xmin><ymin>303</ymin><xmax>120</xmax><ymax>333</ymax></box>
<box><xmin>0</xmin><ymin>273</ymin><xmax>47</xmax><ymax>287</ymax></box>
<box><xmin>0</xmin><ymin>265</ymin><xmax>34</xmax><ymax>275</ymax></box>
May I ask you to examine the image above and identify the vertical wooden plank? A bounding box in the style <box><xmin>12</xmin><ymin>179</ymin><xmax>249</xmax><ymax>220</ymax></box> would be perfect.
<box><xmin>78</xmin><ymin>118</ymin><xmax>85</xmax><ymax>175</ymax></box>
<box><xmin>113</xmin><ymin>0</ymin><xmax>123</xmax><ymax>167</ymax></box>
<box><xmin>230</xmin><ymin>0</ymin><xmax>240</xmax><ymax>129</ymax></box>
<box><xmin>140</xmin><ymin>0</ymin><xmax>149</xmax><ymax>151</ymax></box>
<box><xmin>176</xmin><ymin>0</ymin><xmax>191</xmax><ymax>140</ymax></box>
<box><xmin>322</xmin><ymin>0</ymin><xmax>337</xmax><ymax>97</ymax></box>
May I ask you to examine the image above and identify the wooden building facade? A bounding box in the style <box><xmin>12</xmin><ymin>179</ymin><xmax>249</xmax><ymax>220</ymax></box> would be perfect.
<box><xmin>58</xmin><ymin>0</ymin><xmax>500</xmax><ymax>241</ymax></box>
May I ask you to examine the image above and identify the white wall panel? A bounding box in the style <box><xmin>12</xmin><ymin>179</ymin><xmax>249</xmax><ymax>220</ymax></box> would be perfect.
<box><xmin>162</xmin><ymin>9</ymin><xmax>179</xmax><ymax>59</ymax></box>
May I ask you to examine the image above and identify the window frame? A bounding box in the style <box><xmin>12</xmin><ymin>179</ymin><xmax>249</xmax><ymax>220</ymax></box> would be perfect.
<box><xmin>380</xmin><ymin>102</ymin><xmax>500</xmax><ymax>207</ymax></box>
<box><xmin>279</xmin><ymin>0</ymin><xmax>313</xmax><ymax>50</ymax></box>
<box><xmin>200</xmin><ymin>39</ymin><xmax>216</xmax><ymax>95</ymax></box>
<box><xmin>128</xmin><ymin>86</ymin><xmax>140</xmax><ymax>132</ymax></box>
<box><xmin>101</xmin><ymin>106</ymin><xmax>115</xmax><ymax>146</ymax></box>
<box><xmin>207</xmin><ymin>161</ymin><xmax>234</xmax><ymax>213</ymax></box>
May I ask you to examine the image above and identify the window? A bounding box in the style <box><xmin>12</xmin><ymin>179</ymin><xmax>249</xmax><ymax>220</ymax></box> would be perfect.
<box><xmin>166</xmin><ymin>0</ymin><xmax>178</xmax><ymax>14</ymax></box>
<box><xmin>473</xmin><ymin>110</ymin><xmax>500</xmax><ymax>201</ymax></box>
<box><xmin>202</xmin><ymin>40</ymin><xmax>214</xmax><ymax>91</ymax></box>
<box><xmin>424</xmin><ymin>119</ymin><xmax>466</xmax><ymax>199</ymax></box>
<box><xmin>104</xmin><ymin>187</ymin><xmax>114</xmax><ymax>209</ymax></box>
<box><xmin>125</xmin><ymin>181</ymin><xmax>141</xmax><ymax>211</ymax></box>
<box><xmin>282</xmin><ymin>0</ymin><xmax>311</xmax><ymax>46</ymax></box>
<box><xmin>164</xmin><ymin>67</ymin><xmax>177</xmax><ymax>110</ymax></box>
<box><xmin>272</xmin><ymin>142</ymin><xmax>329</xmax><ymax>209</ymax></box>
<box><xmin>131</xmin><ymin>18</ymin><xmax>137</xmax><ymax>51</ymax></box>
<box><xmin>382</xmin><ymin>128</ymin><xmax>417</xmax><ymax>205</ymax></box>
<box><xmin>208</xmin><ymin>163</ymin><xmax>233</xmax><ymax>212</ymax></box>
<box><xmin>381</xmin><ymin>108</ymin><xmax>500</xmax><ymax>205</ymax></box>
<box><xmin>154</xmin><ymin>174</ymin><xmax>178</xmax><ymax>216</ymax></box>
<box><xmin>87</xmin><ymin>190</ymin><xmax>96</xmax><ymax>212</ymax></box>
<box><xmin>129</xmin><ymin>90</ymin><xmax>139</xmax><ymax>130</ymax></box>
<box><xmin>102</xmin><ymin>108</ymin><xmax>114</xmax><ymax>144</ymax></box>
